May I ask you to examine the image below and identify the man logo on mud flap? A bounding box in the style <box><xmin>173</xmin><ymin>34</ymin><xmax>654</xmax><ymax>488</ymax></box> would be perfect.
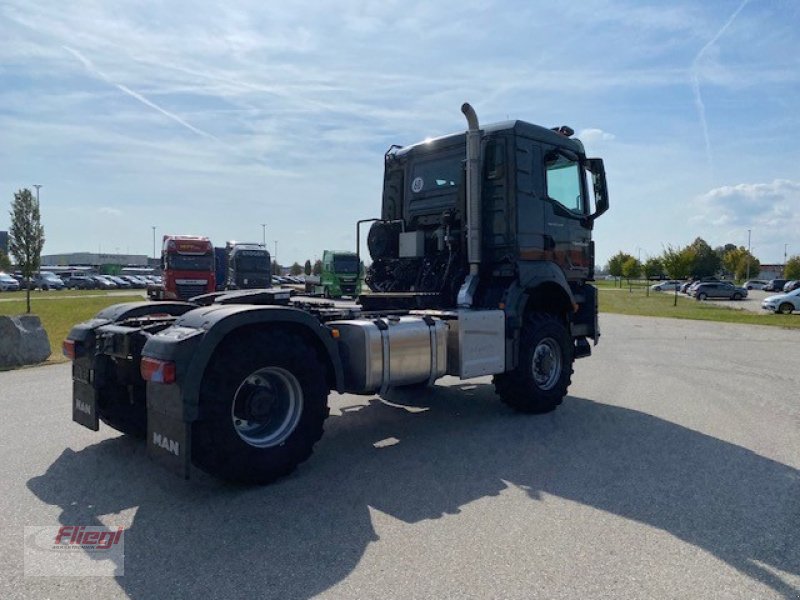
<box><xmin>75</xmin><ymin>400</ymin><xmax>92</xmax><ymax>415</ymax></box>
<box><xmin>152</xmin><ymin>432</ymin><xmax>180</xmax><ymax>456</ymax></box>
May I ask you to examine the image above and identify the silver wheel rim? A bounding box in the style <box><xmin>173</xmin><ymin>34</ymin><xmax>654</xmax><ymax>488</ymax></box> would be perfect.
<box><xmin>231</xmin><ymin>366</ymin><xmax>303</xmax><ymax>448</ymax></box>
<box><xmin>531</xmin><ymin>337</ymin><xmax>562</xmax><ymax>391</ymax></box>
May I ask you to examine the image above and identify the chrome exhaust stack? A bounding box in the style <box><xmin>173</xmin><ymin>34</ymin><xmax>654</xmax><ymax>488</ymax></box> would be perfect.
<box><xmin>457</xmin><ymin>102</ymin><xmax>481</xmax><ymax>308</ymax></box>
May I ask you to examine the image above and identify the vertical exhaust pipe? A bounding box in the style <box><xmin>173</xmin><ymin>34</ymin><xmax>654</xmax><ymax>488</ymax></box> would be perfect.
<box><xmin>457</xmin><ymin>102</ymin><xmax>481</xmax><ymax>308</ymax></box>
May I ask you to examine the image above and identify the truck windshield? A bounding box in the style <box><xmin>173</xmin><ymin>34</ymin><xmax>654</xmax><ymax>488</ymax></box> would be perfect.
<box><xmin>167</xmin><ymin>254</ymin><xmax>213</xmax><ymax>271</ymax></box>
<box><xmin>333</xmin><ymin>256</ymin><xmax>359</xmax><ymax>274</ymax></box>
<box><xmin>234</xmin><ymin>255</ymin><xmax>269</xmax><ymax>273</ymax></box>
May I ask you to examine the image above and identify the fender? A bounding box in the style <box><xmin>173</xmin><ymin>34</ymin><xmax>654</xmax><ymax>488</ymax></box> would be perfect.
<box><xmin>143</xmin><ymin>304</ymin><xmax>345</xmax><ymax>421</ymax></box>
<box><xmin>502</xmin><ymin>262</ymin><xmax>576</xmax><ymax>370</ymax></box>
<box><xmin>515</xmin><ymin>261</ymin><xmax>576</xmax><ymax>316</ymax></box>
<box><xmin>66</xmin><ymin>301</ymin><xmax>196</xmax><ymax>344</ymax></box>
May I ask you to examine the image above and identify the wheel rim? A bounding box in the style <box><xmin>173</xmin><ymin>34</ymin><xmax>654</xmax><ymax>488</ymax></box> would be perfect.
<box><xmin>531</xmin><ymin>337</ymin><xmax>562</xmax><ymax>391</ymax></box>
<box><xmin>780</xmin><ymin>304</ymin><xmax>792</xmax><ymax>315</ymax></box>
<box><xmin>231</xmin><ymin>366</ymin><xmax>303</xmax><ymax>448</ymax></box>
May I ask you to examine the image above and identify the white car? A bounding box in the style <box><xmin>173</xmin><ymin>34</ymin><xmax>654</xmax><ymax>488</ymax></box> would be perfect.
<box><xmin>650</xmin><ymin>280</ymin><xmax>683</xmax><ymax>292</ymax></box>
<box><xmin>761</xmin><ymin>288</ymin><xmax>800</xmax><ymax>314</ymax></box>
<box><xmin>0</xmin><ymin>272</ymin><xmax>21</xmax><ymax>292</ymax></box>
<box><xmin>743</xmin><ymin>280</ymin><xmax>768</xmax><ymax>290</ymax></box>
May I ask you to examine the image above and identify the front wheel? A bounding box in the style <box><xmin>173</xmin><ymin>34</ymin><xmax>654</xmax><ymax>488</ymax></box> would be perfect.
<box><xmin>697</xmin><ymin>292</ymin><xmax>707</xmax><ymax>301</ymax></box>
<box><xmin>778</xmin><ymin>303</ymin><xmax>794</xmax><ymax>315</ymax></box>
<box><xmin>493</xmin><ymin>313</ymin><xmax>573</xmax><ymax>414</ymax></box>
<box><xmin>732</xmin><ymin>293</ymin><xmax>742</xmax><ymax>300</ymax></box>
<box><xmin>192</xmin><ymin>329</ymin><xmax>330</xmax><ymax>484</ymax></box>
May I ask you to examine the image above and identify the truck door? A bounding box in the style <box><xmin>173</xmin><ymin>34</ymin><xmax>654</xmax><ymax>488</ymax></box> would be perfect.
<box><xmin>541</xmin><ymin>148</ymin><xmax>592</xmax><ymax>281</ymax></box>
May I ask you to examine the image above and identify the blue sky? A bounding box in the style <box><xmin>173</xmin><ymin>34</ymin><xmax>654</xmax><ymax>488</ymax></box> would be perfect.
<box><xmin>1</xmin><ymin>0</ymin><xmax>798</xmax><ymax>266</ymax></box>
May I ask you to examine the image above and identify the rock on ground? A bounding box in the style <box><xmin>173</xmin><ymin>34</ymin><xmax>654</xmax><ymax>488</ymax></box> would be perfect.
<box><xmin>0</xmin><ymin>315</ymin><xmax>51</xmax><ymax>368</ymax></box>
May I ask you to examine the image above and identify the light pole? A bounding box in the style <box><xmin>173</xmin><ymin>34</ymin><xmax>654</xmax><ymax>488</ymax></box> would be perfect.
<box><xmin>151</xmin><ymin>226</ymin><xmax>157</xmax><ymax>261</ymax></box>
<box><xmin>274</xmin><ymin>240</ymin><xmax>278</xmax><ymax>266</ymax></box>
<box><xmin>746</xmin><ymin>229</ymin><xmax>752</xmax><ymax>281</ymax></box>
<box><xmin>32</xmin><ymin>184</ymin><xmax>42</xmax><ymax>204</ymax></box>
<box><xmin>785</xmin><ymin>244</ymin><xmax>790</xmax><ymax>277</ymax></box>
<box><xmin>261</xmin><ymin>224</ymin><xmax>266</xmax><ymax>247</ymax></box>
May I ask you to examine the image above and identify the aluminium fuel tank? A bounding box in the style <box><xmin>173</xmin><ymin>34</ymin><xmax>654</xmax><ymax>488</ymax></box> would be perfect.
<box><xmin>329</xmin><ymin>315</ymin><xmax>448</xmax><ymax>393</ymax></box>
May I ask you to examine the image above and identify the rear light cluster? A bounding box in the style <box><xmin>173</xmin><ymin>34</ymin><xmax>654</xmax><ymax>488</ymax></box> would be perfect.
<box><xmin>62</xmin><ymin>339</ymin><xmax>77</xmax><ymax>360</ymax></box>
<box><xmin>140</xmin><ymin>357</ymin><xmax>177</xmax><ymax>384</ymax></box>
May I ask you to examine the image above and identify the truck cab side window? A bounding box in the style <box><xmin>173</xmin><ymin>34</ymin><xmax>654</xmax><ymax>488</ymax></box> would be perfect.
<box><xmin>545</xmin><ymin>153</ymin><xmax>583</xmax><ymax>214</ymax></box>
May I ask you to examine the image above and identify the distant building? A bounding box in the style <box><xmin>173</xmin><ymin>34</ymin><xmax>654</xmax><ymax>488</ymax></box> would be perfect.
<box><xmin>758</xmin><ymin>264</ymin><xmax>785</xmax><ymax>280</ymax></box>
<box><xmin>0</xmin><ymin>230</ymin><xmax>8</xmax><ymax>254</ymax></box>
<box><xmin>41</xmin><ymin>252</ymin><xmax>150</xmax><ymax>267</ymax></box>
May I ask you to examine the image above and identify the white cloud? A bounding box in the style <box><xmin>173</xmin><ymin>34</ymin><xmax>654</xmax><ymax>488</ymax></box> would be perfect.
<box><xmin>578</xmin><ymin>129</ymin><xmax>616</xmax><ymax>144</ymax></box>
<box><xmin>98</xmin><ymin>207</ymin><xmax>123</xmax><ymax>216</ymax></box>
<box><xmin>693</xmin><ymin>179</ymin><xmax>800</xmax><ymax>257</ymax></box>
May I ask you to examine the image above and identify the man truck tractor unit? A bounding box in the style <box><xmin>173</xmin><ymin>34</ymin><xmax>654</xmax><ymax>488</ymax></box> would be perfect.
<box><xmin>219</xmin><ymin>242</ymin><xmax>272</xmax><ymax>290</ymax></box>
<box><xmin>64</xmin><ymin>104</ymin><xmax>608</xmax><ymax>484</ymax></box>
<box><xmin>305</xmin><ymin>250</ymin><xmax>362</xmax><ymax>298</ymax></box>
<box><xmin>148</xmin><ymin>235</ymin><xmax>216</xmax><ymax>301</ymax></box>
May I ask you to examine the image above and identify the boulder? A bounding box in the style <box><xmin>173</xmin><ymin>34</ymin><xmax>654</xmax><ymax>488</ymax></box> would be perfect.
<box><xmin>0</xmin><ymin>315</ymin><xmax>51</xmax><ymax>368</ymax></box>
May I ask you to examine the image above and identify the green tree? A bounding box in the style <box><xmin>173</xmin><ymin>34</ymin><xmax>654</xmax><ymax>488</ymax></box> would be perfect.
<box><xmin>608</xmin><ymin>251</ymin><xmax>634</xmax><ymax>286</ymax></box>
<box><xmin>290</xmin><ymin>262</ymin><xmax>303</xmax><ymax>276</ymax></box>
<box><xmin>688</xmin><ymin>237</ymin><xmax>720</xmax><ymax>278</ymax></box>
<box><xmin>312</xmin><ymin>259</ymin><xmax>322</xmax><ymax>276</ymax></box>
<box><xmin>723</xmin><ymin>246</ymin><xmax>760</xmax><ymax>281</ymax></box>
<box><xmin>0</xmin><ymin>249</ymin><xmax>12</xmax><ymax>272</ymax></box>
<box><xmin>621</xmin><ymin>257</ymin><xmax>641</xmax><ymax>280</ymax></box>
<box><xmin>662</xmin><ymin>245</ymin><xmax>695</xmax><ymax>306</ymax></box>
<box><xmin>9</xmin><ymin>188</ymin><xmax>45</xmax><ymax>313</ymax></box>
<box><xmin>785</xmin><ymin>256</ymin><xmax>800</xmax><ymax>280</ymax></box>
<box><xmin>642</xmin><ymin>257</ymin><xmax>663</xmax><ymax>280</ymax></box>
<box><xmin>303</xmin><ymin>260</ymin><xmax>312</xmax><ymax>276</ymax></box>
<box><xmin>662</xmin><ymin>245</ymin><xmax>695</xmax><ymax>279</ymax></box>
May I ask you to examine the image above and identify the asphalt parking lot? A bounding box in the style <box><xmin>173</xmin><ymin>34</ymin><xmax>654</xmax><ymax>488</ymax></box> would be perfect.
<box><xmin>1</xmin><ymin>313</ymin><xmax>798</xmax><ymax>599</ymax></box>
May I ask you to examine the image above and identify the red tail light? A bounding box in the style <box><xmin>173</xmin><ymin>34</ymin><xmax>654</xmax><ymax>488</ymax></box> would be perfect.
<box><xmin>140</xmin><ymin>357</ymin><xmax>177</xmax><ymax>384</ymax></box>
<box><xmin>62</xmin><ymin>339</ymin><xmax>76</xmax><ymax>360</ymax></box>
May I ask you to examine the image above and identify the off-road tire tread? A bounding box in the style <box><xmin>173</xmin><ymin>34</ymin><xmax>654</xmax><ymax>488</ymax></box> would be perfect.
<box><xmin>192</xmin><ymin>329</ymin><xmax>330</xmax><ymax>484</ymax></box>
<box><xmin>492</xmin><ymin>312</ymin><xmax>573</xmax><ymax>414</ymax></box>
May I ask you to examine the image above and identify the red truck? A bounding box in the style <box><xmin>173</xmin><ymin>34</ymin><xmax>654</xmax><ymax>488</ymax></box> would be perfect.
<box><xmin>149</xmin><ymin>235</ymin><xmax>215</xmax><ymax>301</ymax></box>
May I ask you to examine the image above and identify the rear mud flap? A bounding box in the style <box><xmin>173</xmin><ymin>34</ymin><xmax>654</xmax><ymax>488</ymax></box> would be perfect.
<box><xmin>147</xmin><ymin>403</ymin><xmax>192</xmax><ymax>479</ymax></box>
<box><xmin>72</xmin><ymin>381</ymin><xmax>99</xmax><ymax>431</ymax></box>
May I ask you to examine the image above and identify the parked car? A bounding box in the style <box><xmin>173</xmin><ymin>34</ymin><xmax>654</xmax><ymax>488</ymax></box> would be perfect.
<box><xmin>121</xmin><ymin>275</ymin><xmax>147</xmax><ymax>288</ymax></box>
<box><xmin>92</xmin><ymin>275</ymin><xmax>118</xmax><ymax>289</ymax></box>
<box><xmin>761</xmin><ymin>287</ymin><xmax>800</xmax><ymax>315</ymax></box>
<box><xmin>782</xmin><ymin>280</ymin><xmax>800</xmax><ymax>293</ymax></box>
<box><xmin>764</xmin><ymin>279</ymin><xmax>787</xmax><ymax>292</ymax></box>
<box><xmin>650</xmin><ymin>280</ymin><xmax>683</xmax><ymax>292</ymax></box>
<box><xmin>0</xmin><ymin>272</ymin><xmax>20</xmax><ymax>292</ymax></box>
<box><xmin>64</xmin><ymin>275</ymin><xmax>97</xmax><ymax>290</ymax></box>
<box><xmin>107</xmin><ymin>275</ymin><xmax>132</xmax><ymax>288</ymax></box>
<box><xmin>692</xmin><ymin>282</ymin><xmax>748</xmax><ymax>301</ymax></box>
<box><xmin>33</xmin><ymin>272</ymin><xmax>66</xmax><ymax>291</ymax></box>
<box><xmin>743</xmin><ymin>280</ymin><xmax>768</xmax><ymax>290</ymax></box>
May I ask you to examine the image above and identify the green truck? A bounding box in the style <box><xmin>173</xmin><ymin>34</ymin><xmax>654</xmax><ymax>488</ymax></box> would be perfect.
<box><xmin>307</xmin><ymin>250</ymin><xmax>362</xmax><ymax>298</ymax></box>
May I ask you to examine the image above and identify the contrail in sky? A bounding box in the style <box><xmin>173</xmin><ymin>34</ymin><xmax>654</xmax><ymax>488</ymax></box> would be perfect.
<box><xmin>63</xmin><ymin>45</ymin><xmax>221</xmax><ymax>143</ymax></box>
<box><xmin>691</xmin><ymin>0</ymin><xmax>750</xmax><ymax>172</ymax></box>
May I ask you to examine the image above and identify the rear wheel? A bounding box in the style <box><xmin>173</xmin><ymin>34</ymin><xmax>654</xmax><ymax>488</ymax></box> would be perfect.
<box><xmin>779</xmin><ymin>303</ymin><xmax>794</xmax><ymax>315</ymax></box>
<box><xmin>192</xmin><ymin>329</ymin><xmax>330</xmax><ymax>484</ymax></box>
<box><xmin>493</xmin><ymin>313</ymin><xmax>573</xmax><ymax>414</ymax></box>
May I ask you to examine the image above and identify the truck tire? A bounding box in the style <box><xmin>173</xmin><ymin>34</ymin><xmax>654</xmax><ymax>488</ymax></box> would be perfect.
<box><xmin>192</xmin><ymin>330</ymin><xmax>330</xmax><ymax>484</ymax></box>
<box><xmin>493</xmin><ymin>313</ymin><xmax>573</xmax><ymax>414</ymax></box>
<box><xmin>96</xmin><ymin>384</ymin><xmax>147</xmax><ymax>438</ymax></box>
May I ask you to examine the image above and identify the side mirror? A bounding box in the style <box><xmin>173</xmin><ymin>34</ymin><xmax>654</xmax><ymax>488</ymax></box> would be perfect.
<box><xmin>585</xmin><ymin>158</ymin><xmax>609</xmax><ymax>220</ymax></box>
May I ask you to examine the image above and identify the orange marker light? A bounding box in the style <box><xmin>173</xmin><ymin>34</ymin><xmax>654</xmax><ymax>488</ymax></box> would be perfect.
<box><xmin>140</xmin><ymin>357</ymin><xmax>177</xmax><ymax>384</ymax></box>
